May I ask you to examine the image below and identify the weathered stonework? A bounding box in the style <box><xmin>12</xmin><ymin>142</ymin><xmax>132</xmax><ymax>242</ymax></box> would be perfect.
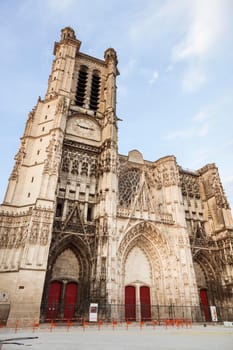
<box><xmin>0</xmin><ymin>27</ymin><xmax>233</xmax><ymax>325</ymax></box>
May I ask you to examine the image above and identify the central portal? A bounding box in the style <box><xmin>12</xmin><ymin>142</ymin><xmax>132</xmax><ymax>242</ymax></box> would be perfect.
<box><xmin>140</xmin><ymin>286</ymin><xmax>151</xmax><ymax>321</ymax></box>
<box><xmin>125</xmin><ymin>285</ymin><xmax>151</xmax><ymax>321</ymax></box>
<box><xmin>124</xmin><ymin>245</ymin><xmax>153</xmax><ymax>321</ymax></box>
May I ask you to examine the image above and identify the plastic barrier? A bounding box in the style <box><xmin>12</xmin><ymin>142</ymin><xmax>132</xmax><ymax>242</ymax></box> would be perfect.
<box><xmin>185</xmin><ymin>319</ymin><xmax>192</xmax><ymax>328</ymax></box>
<box><xmin>49</xmin><ymin>321</ymin><xmax>56</xmax><ymax>332</ymax></box>
<box><xmin>125</xmin><ymin>320</ymin><xmax>131</xmax><ymax>330</ymax></box>
<box><xmin>112</xmin><ymin>320</ymin><xmax>118</xmax><ymax>330</ymax></box>
<box><xmin>32</xmin><ymin>321</ymin><xmax>39</xmax><ymax>332</ymax></box>
<box><xmin>175</xmin><ymin>319</ymin><xmax>183</xmax><ymax>328</ymax></box>
<box><xmin>1</xmin><ymin>317</ymin><xmax>195</xmax><ymax>333</ymax></box>
<box><xmin>164</xmin><ymin>319</ymin><xmax>176</xmax><ymax>328</ymax></box>
<box><xmin>98</xmin><ymin>320</ymin><xmax>103</xmax><ymax>330</ymax></box>
<box><xmin>15</xmin><ymin>320</ymin><xmax>19</xmax><ymax>333</ymax></box>
<box><xmin>83</xmin><ymin>320</ymin><xmax>89</xmax><ymax>332</ymax></box>
<box><xmin>139</xmin><ymin>321</ymin><xmax>144</xmax><ymax>330</ymax></box>
<box><xmin>66</xmin><ymin>320</ymin><xmax>73</xmax><ymax>332</ymax></box>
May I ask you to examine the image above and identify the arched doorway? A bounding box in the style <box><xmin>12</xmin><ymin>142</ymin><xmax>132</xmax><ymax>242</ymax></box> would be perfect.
<box><xmin>46</xmin><ymin>281</ymin><xmax>62</xmax><ymax>320</ymax></box>
<box><xmin>200</xmin><ymin>288</ymin><xmax>211</xmax><ymax>321</ymax></box>
<box><xmin>64</xmin><ymin>282</ymin><xmax>78</xmax><ymax>319</ymax></box>
<box><xmin>46</xmin><ymin>280</ymin><xmax>78</xmax><ymax>320</ymax></box>
<box><xmin>193</xmin><ymin>260</ymin><xmax>214</xmax><ymax>321</ymax></box>
<box><xmin>119</xmin><ymin>221</ymin><xmax>170</xmax><ymax>319</ymax></box>
<box><xmin>45</xmin><ymin>248</ymin><xmax>81</xmax><ymax>320</ymax></box>
<box><xmin>124</xmin><ymin>285</ymin><xmax>151</xmax><ymax>321</ymax></box>
<box><xmin>123</xmin><ymin>245</ymin><xmax>152</xmax><ymax>321</ymax></box>
<box><xmin>140</xmin><ymin>286</ymin><xmax>151</xmax><ymax>321</ymax></box>
<box><xmin>125</xmin><ymin>286</ymin><xmax>136</xmax><ymax>321</ymax></box>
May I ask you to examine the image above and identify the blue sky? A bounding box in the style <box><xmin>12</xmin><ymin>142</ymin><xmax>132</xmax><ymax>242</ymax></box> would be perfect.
<box><xmin>0</xmin><ymin>0</ymin><xmax>232</xmax><ymax>210</ymax></box>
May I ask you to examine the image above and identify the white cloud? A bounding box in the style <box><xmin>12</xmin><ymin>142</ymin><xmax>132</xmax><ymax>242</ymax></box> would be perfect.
<box><xmin>181</xmin><ymin>65</ymin><xmax>206</xmax><ymax>92</ymax></box>
<box><xmin>164</xmin><ymin>122</ymin><xmax>210</xmax><ymax>140</ymax></box>
<box><xmin>117</xmin><ymin>84</ymin><xmax>128</xmax><ymax>97</ymax></box>
<box><xmin>120</xmin><ymin>59</ymin><xmax>137</xmax><ymax>78</ymax></box>
<box><xmin>198</xmin><ymin>123</ymin><xmax>209</xmax><ymax>136</ymax></box>
<box><xmin>128</xmin><ymin>0</ymin><xmax>188</xmax><ymax>46</ymax></box>
<box><xmin>223</xmin><ymin>175</ymin><xmax>233</xmax><ymax>185</ymax></box>
<box><xmin>170</xmin><ymin>0</ymin><xmax>230</xmax><ymax>93</ymax></box>
<box><xmin>165</xmin><ymin>64</ymin><xmax>174</xmax><ymax>73</ymax></box>
<box><xmin>47</xmin><ymin>0</ymin><xmax>75</xmax><ymax>12</ymax></box>
<box><xmin>185</xmin><ymin>148</ymin><xmax>213</xmax><ymax>169</ymax></box>
<box><xmin>148</xmin><ymin>70</ymin><xmax>159</xmax><ymax>84</ymax></box>
<box><xmin>127</xmin><ymin>0</ymin><xmax>230</xmax><ymax>93</ymax></box>
<box><xmin>226</xmin><ymin>140</ymin><xmax>233</xmax><ymax>147</ymax></box>
<box><xmin>165</xmin><ymin>128</ymin><xmax>193</xmax><ymax>140</ymax></box>
<box><xmin>192</xmin><ymin>111</ymin><xmax>209</xmax><ymax>122</ymax></box>
<box><xmin>172</xmin><ymin>0</ymin><xmax>227</xmax><ymax>62</ymax></box>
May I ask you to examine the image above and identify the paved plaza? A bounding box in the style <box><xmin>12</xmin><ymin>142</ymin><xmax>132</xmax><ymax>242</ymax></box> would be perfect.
<box><xmin>0</xmin><ymin>324</ymin><xmax>233</xmax><ymax>350</ymax></box>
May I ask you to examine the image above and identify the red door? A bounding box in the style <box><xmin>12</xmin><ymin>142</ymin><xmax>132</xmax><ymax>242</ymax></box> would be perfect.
<box><xmin>140</xmin><ymin>286</ymin><xmax>151</xmax><ymax>321</ymax></box>
<box><xmin>64</xmin><ymin>282</ymin><xmax>78</xmax><ymax>320</ymax></box>
<box><xmin>125</xmin><ymin>286</ymin><xmax>136</xmax><ymax>321</ymax></box>
<box><xmin>200</xmin><ymin>288</ymin><xmax>211</xmax><ymax>321</ymax></box>
<box><xmin>46</xmin><ymin>281</ymin><xmax>62</xmax><ymax>320</ymax></box>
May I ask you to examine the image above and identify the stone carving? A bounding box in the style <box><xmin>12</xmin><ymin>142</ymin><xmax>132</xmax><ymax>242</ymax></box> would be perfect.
<box><xmin>56</xmin><ymin>96</ymin><xmax>68</xmax><ymax>115</ymax></box>
<box><xmin>90</xmin><ymin>158</ymin><xmax>98</xmax><ymax>176</ymax></box>
<box><xmin>71</xmin><ymin>158</ymin><xmax>79</xmax><ymax>174</ymax></box>
<box><xmin>156</xmin><ymin>165</ymin><xmax>180</xmax><ymax>187</ymax></box>
<box><xmin>40</xmin><ymin>224</ymin><xmax>50</xmax><ymax>245</ymax></box>
<box><xmin>118</xmin><ymin>222</ymin><xmax>169</xmax><ymax>258</ymax></box>
<box><xmin>8</xmin><ymin>207</ymin><xmax>52</xmax><ymax>248</ymax></box>
<box><xmin>43</xmin><ymin>136</ymin><xmax>62</xmax><ymax>175</ymax></box>
<box><xmin>29</xmin><ymin>223</ymin><xmax>39</xmax><ymax>244</ymax></box>
<box><xmin>24</xmin><ymin>109</ymin><xmax>35</xmax><ymax>137</ymax></box>
<box><xmin>212</xmin><ymin>173</ymin><xmax>229</xmax><ymax>209</ymax></box>
<box><xmin>102</xmin><ymin>109</ymin><xmax>118</xmax><ymax>128</ymax></box>
<box><xmin>180</xmin><ymin>172</ymin><xmax>200</xmax><ymax>198</ymax></box>
<box><xmin>0</xmin><ymin>210</ymin><xmax>32</xmax><ymax>249</ymax></box>
<box><xmin>62</xmin><ymin>152</ymin><xmax>70</xmax><ymax>172</ymax></box>
<box><xmin>147</xmin><ymin>163</ymin><xmax>180</xmax><ymax>189</ymax></box>
<box><xmin>61</xmin><ymin>144</ymin><xmax>99</xmax><ymax>179</ymax></box>
<box><xmin>10</xmin><ymin>140</ymin><xmax>26</xmax><ymax>180</ymax></box>
<box><xmin>201</xmin><ymin>167</ymin><xmax>229</xmax><ymax>209</ymax></box>
<box><xmin>118</xmin><ymin>168</ymin><xmax>141</xmax><ymax>207</ymax></box>
<box><xmin>0</xmin><ymin>229</ymin><xmax>10</xmax><ymax>248</ymax></box>
<box><xmin>98</xmin><ymin>139</ymin><xmax>117</xmax><ymax>174</ymax></box>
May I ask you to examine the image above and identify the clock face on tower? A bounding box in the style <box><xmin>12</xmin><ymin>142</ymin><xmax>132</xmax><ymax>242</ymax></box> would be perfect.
<box><xmin>66</xmin><ymin>115</ymin><xmax>101</xmax><ymax>142</ymax></box>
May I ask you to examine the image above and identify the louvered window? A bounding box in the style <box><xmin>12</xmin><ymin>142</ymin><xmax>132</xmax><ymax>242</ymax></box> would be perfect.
<box><xmin>75</xmin><ymin>66</ymin><xmax>88</xmax><ymax>106</ymax></box>
<box><xmin>89</xmin><ymin>71</ymin><xmax>101</xmax><ymax>111</ymax></box>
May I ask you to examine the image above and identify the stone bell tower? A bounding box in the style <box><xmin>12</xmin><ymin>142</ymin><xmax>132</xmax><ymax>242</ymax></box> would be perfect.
<box><xmin>0</xmin><ymin>27</ymin><xmax>119</xmax><ymax>325</ymax></box>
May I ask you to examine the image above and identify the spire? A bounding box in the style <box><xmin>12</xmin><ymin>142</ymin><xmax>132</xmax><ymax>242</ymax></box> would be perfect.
<box><xmin>104</xmin><ymin>48</ymin><xmax>118</xmax><ymax>66</ymax></box>
<box><xmin>60</xmin><ymin>27</ymin><xmax>76</xmax><ymax>41</ymax></box>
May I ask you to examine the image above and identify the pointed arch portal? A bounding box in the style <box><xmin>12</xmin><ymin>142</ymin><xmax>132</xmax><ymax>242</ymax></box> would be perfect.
<box><xmin>140</xmin><ymin>286</ymin><xmax>151</xmax><ymax>321</ymax></box>
<box><xmin>125</xmin><ymin>285</ymin><xmax>151</xmax><ymax>321</ymax></box>
<box><xmin>43</xmin><ymin>236</ymin><xmax>91</xmax><ymax>321</ymax></box>
<box><xmin>46</xmin><ymin>281</ymin><xmax>62</xmax><ymax>320</ymax></box>
<box><xmin>125</xmin><ymin>286</ymin><xmax>136</xmax><ymax>321</ymax></box>
<box><xmin>46</xmin><ymin>281</ymin><xmax>78</xmax><ymax>320</ymax></box>
<box><xmin>119</xmin><ymin>222</ymin><xmax>170</xmax><ymax>321</ymax></box>
<box><xmin>193</xmin><ymin>256</ymin><xmax>216</xmax><ymax>322</ymax></box>
<box><xmin>200</xmin><ymin>288</ymin><xmax>211</xmax><ymax>321</ymax></box>
<box><xmin>64</xmin><ymin>282</ymin><xmax>78</xmax><ymax>319</ymax></box>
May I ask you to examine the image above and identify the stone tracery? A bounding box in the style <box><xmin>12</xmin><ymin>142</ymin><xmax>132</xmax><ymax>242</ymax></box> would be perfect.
<box><xmin>118</xmin><ymin>168</ymin><xmax>141</xmax><ymax>207</ymax></box>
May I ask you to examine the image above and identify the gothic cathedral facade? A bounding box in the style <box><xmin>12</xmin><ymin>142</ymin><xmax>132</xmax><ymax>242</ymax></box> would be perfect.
<box><xmin>0</xmin><ymin>28</ymin><xmax>233</xmax><ymax>325</ymax></box>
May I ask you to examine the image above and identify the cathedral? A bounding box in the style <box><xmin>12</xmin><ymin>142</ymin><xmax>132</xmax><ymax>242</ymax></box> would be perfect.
<box><xmin>0</xmin><ymin>27</ymin><xmax>233</xmax><ymax>326</ymax></box>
